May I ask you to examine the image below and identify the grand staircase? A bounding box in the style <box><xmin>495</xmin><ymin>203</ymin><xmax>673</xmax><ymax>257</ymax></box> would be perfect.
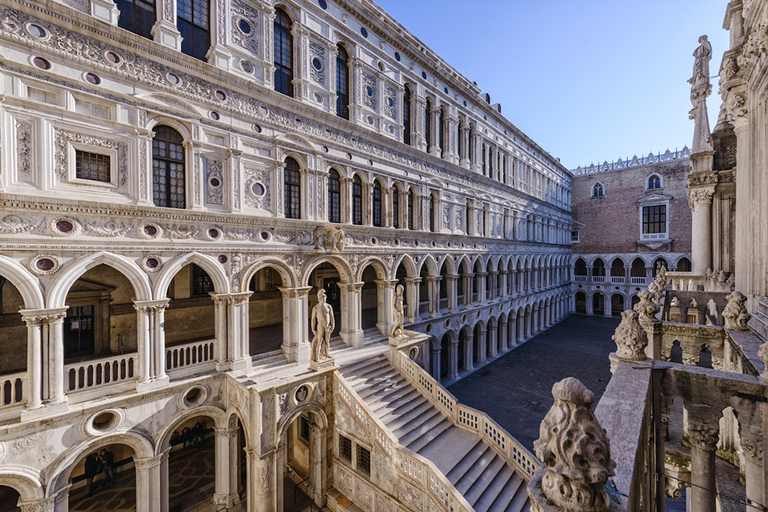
<box><xmin>337</xmin><ymin>353</ymin><xmax>532</xmax><ymax>512</ymax></box>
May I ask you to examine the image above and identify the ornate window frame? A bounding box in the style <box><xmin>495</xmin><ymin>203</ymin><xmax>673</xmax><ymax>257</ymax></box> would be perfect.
<box><xmin>646</xmin><ymin>173</ymin><xmax>663</xmax><ymax>190</ymax></box>
<box><xmin>591</xmin><ymin>182</ymin><xmax>604</xmax><ymax>197</ymax></box>
<box><xmin>638</xmin><ymin>193</ymin><xmax>671</xmax><ymax>242</ymax></box>
<box><xmin>69</xmin><ymin>143</ymin><xmax>118</xmax><ymax>188</ymax></box>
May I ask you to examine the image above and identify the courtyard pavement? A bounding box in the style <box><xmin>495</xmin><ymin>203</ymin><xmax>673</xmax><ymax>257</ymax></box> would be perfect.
<box><xmin>447</xmin><ymin>314</ymin><xmax>621</xmax><ymax>452</ymax></box>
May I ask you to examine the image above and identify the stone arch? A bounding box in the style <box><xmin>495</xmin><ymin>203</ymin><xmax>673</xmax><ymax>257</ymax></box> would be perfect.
<box><xmin>436</xmin><ymin>254</ymin><xmax>456</xmax><ymax>275</ymax></box>
<box><xmin>275</xmin><ymin>133</ymin><xmax>316</xmax><ymax>153</ymax></box>
<box><xmin>155</xmin><ymin>405</ymin><xmax>228</xmax><ymax>453</ymax></box>
<box><xmin>417</xmin><ymin>254</ymin><xmax>439</xmax><ymax>277</ymax></box>
<box><xmin>240</xmin><ymin>258</ymin><xmax>297</xmax><ymax>290</ymax></box>
<box><xmin>154</xmin><ymin>252</ymin><xmax>229</xmax><ymax>299</ymax></box>
<box><xmin>275</xmin><ymin>404</ymin><xmax>329</xmax><ymax>447</ymax></box>
<box><xmin>456</xmin><ymin>255</ymin><xmax>472</xmax><ymax>274</ymax></box>
<box><xmin>470</xmin><ymin>255</ymin><xmax>487</xmax><ymax>273</ymax></box>
<box><xmin>0</xmin><ymin>255</ymin><xmax>44</xmax><ymax>309</ymax></box>
<box><xmin>301</xmin><ymin>256</ymin><xmax>353</xmax><ymax>287</ymax></box>
<box><xmin>274</xmin><ymin>2</ymin><xmax>300</xmax><ymax>25</ymax></box>
<box><xmin>47</xmin><ymin>431</ymin><xmax>154</xmax><ymax>496</ymax></box>
<box><xmin>47</xmin><ymin>251</ymin><xmax>152</xmax><ymax>307</ymax></box>
<box><xmin>0</xmin><ymin>468</ymin><xmax>45</xmax><ymax>503</ymax></box>
<box><xmin>355</xmin><ymin>257</ymin><xmax>388</xmax><ymax>282</ymax></box>
<box><xmin>145</xmin><ymin>116</ymin><xmax>193</xmax><ymax>141</ymax></box>
<box><xmin>391</xmin><ymin>254</ymin><xmax>416</xmax><ymax>279</ymax></box>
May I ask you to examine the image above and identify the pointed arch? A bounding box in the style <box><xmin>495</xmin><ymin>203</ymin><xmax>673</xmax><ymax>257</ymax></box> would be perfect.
<box><xmin>391</xmin><ymin>254</ymin><xmax>416</xmax><ymax>279</ymax></box>
<box><xmin>47</xmin><ymin>252</ymin><xmax>151</xmax><ymax>307</ymax></box>
<box><xmin>356</xmin><ymin>257</ymin><xmax>389</xmax><ymax>282</ymax></box>
<box><xmin>417</xmin><ymin>254</ymin><xmax>439</xmax><ymax>277</ymax></box>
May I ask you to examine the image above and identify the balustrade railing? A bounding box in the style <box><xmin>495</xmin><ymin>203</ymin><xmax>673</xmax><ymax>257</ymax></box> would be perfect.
<box><xmin>593</xmin><ymin>276</ymin><xmax>606</xmax><ymax>283</ymax></box>
<box><xmin>611</xmin><ymin>276</ymin><xmax>625</xmax><ymax>283</ymax></box>
<box><xmin>333</xmin><ymin>373</ymin><xmax>472</xmax><ymax>512</ymax></box>
<box><xmin>0</xmin><ymin>372</ymin><xmax>25</xmax><ymax>407</ymax></box>
<box><xmin>65</xmin><ymin>353</ymin><xmax>136</xmax><ymax>393</ymax></box>
<box><xmin>396</xmin><ymin>352</ymin><xmax>540</xmax><ymax>479</ymax></box>
<box><xmin>631</xmin><ymin>276</ymin><xmax>647</xmax><ymax>284</ymax></box>
<box><xmin>574</xmin><ymin>275</ymin><xmax>587</xmax><ymax>282</ymax></box>
<box><xmin>166</xmin><ymin>339</ymin><xmax>216</xmax><ymax>378</ymax></box>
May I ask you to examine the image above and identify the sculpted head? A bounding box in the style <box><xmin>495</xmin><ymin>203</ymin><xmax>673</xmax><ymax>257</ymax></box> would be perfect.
<box><xmin>317</xmin><ymin>289</ymin><xmax>326</xmax><ymax>303</ymax></box>
<box><xmin>396</xmin><ymin>284</ymin><xmax>404</xmax><ymax>296</ymax></box>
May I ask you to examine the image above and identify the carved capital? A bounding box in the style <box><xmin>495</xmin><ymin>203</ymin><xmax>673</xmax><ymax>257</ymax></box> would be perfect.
<box><xmin>687</xmin><ymin>419</ymin><xmax>720</xmax><ymax>450</ymax></box>
<box><xmin>686</xmin><ymin>187</ymin><xmax>716</xmax><ymax>210</ymax></box>
<box><xmin>612</xmin><ymin>310</ymin><xmax>648</xmax><ymax>361</ymax></box>
<box><xmin>133</xmin><ymin>299</ymin><xmax>170</xmax><ymax>312</ymax></box>
<box><xmin>19</xmin><ymin>307</ymin><xmax>68</xmax><ymax>325</ymax></box>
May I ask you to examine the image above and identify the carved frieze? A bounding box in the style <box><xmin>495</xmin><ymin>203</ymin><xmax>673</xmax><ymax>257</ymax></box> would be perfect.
<box><xmin>16</xmin><ymin>120</ymin><xmax>32</xmax><ymax>178</ymax></box>
<box><xmin>206</xmin><ymin>159</ymin><xmax>224</xmax><ymax>205</ymax></box>
<box><xmin>309</xmin><ymin>41</ymin><xmax>325</xmax><ymax>85</ymax></box>
<box><xmin>362</xmin><ymin>73</ymin><xmax>376</xmax><ymax>110</ymax></box>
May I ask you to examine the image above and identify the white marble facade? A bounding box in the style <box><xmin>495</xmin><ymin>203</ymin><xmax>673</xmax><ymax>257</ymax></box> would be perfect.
<box><xmin>0</xmin><ymin>0</ymin><xmax>571</xmax><ymax>510</ymax></box>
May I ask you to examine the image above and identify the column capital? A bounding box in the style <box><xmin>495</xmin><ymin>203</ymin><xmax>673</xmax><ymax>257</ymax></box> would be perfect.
<box><xmin>132</xmin><ymin>298</ymin><xmax>170</xmax><ymax>312</ymax></box>
<box><xmin>19</xmin><ymin>307</ymin><xmax>68</xmax><ymax>325</ymax></box>
<box><xmin>214</xmin><ymin>427</ymin><xmax>239</xmax><ymax>439</ymax></box>
<box><xmin>686</xmin><ymin>410</ymin><xmax>720</xmax><ymax>450</ymax></box>
<box><xmin>134</xmin><ymin>452</ymin><xmax>168</xmax><ymax>469</ymax></box>
<box><xmin>18</xmin><ymin>496</ymin><xmax>56</xmax><ymax>512</ymax></box>
<box><xmin>278</xmin><ymin>286</ymin><xmax>313</xmax><ymax>298</ymax></box>
<box><xmin>374</xmin><ymin>279</ymin><xmax>399</xmax><ymax>289</ymax></box>
<box><xmin>686</xmin><ymin>186</ymin><xmax>716</xmax><ymax>210</ymax></box>
<box><xmin>337</xmin><ymin>281</ymin><xmax>364</xmax><ymax>292</ymax></box>
<box><xmin>211</xmin><ymin>291</ymin><xmax>253</xmax><ymax>305</ymax></box>
<box><xmin>403</xmin><ymin>277</ymin><xmax>422</xmax><ymax>285</ymax></box>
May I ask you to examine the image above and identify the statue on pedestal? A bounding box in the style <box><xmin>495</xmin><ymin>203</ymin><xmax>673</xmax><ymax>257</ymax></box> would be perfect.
<box><xmin>310</xmin><ymin>289</ymin><xmax>334</xmax><ymax>363</ymax></box>
<box><xmin>391</xmin><ymin>284</ymin><xmax>406</xmax><ymax>341</ymax></box>
<box><xmin>690</xmin><ymin>35</ymin><xmax>712</xmax><ymax>88</ymax></box>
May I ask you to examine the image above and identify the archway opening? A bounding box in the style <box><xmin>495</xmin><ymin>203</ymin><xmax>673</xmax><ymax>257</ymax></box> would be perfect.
<box><xmin>168</xmin><ymin>415</ymin><xmax>216</xmax><ymax>510</ymax></box>
<box><xmin>593</xmin><ymin>258</ymin><xmax>606</xmax><ymax>279</ymax></box>
<box><xmin>593</xmin><ymin>293</ymin><xmax>605</xmax><ymax>315</ymax></box>
<box><xmin>575</xmin><ymin>292</ymin><xmax>586</xmax><ymax>314</ymax></box>
<box><xmin>0</xmin><ymin>277</ymin><xmax>27</xmax><ymax>409</ymax></box>
<box><xmin>631</xmin><ymin>258</ymin><xmax>646</xmax><ymax>280</ymax></box>
<box><xmin>248</xmin><ymin>266</ymin><xmax>286</xmax><ymax>356</ymax></box>
<box><xmin>165</xmin><ymin>263</ymin><xmax>216</xmax><ymax>344</ymax></box>
<box><xmin>0</xmin><ymin>486</ymin><xmax>21</xmax><ymax>512</ymax></box>
<box><xmin>418</xmin><ymin>265</ymin><xmax>430</xmax><ymax>317</ymax></box>
<box><xmin>359</xmin><ymin>264</ymin><xmax>379</xmax><ymax>332</ymax></box>
<box><xmin>472</xmin><ymin>260</ymin><xmax>482</xmax><ymax>303</ymax></box>
<box><xmin>472</xmin><ymin>323</ymin><xmax>482</xmax><ymax>366</ymax></box>
<box><xmin>457</xmin><ymin>260</ymin><xmax>468</xmax><ymax>308</ymax></box>
<box><xmin>280</xmin><ymin>410</ymin><xmax>327</xmax><ymax>512</ymax></box>
<box><xmin>610</xmin><ymin>259</ymin><xmax>624</xmax><ymax>280</ymax></box>
<box><xmin>439</xmin><ymin>261</ymin><xmax>449</xmax><ymax>312</ymax></box>
<box><xmin>68</xmin><ymin>443</ymin><xmax>136</xmax><ymax>509</ymax></box>
<box><xmin>440</xmin><ymin>333</ymin><xmax>451</xmax><ymax>380</ymax></box>
<box><xmin>64</xmin><ymin>264</ymin><xmax>139</xmax><ymax>396</ymax></box>
<box><xmin>307</xmin><ymin>263</ymin><xmax>342</xmax><ymax>339</ymax></box>
<box><xmin>677</xmin><ymin>257</ymin><xmax>692</xmax><ymax>272</ymax></box>
<box><xmin>611</xmin><ymin>294</ymin><xmax>624</xmax><ymax>317</ymax></box>
<box><xmin>457</xmin><ymin>329</ymin><xmax>467</xmax><ymax>372</ymax></box>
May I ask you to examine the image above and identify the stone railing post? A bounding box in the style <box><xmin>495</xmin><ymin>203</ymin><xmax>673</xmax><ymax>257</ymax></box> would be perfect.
<box><xmin>686</xmin><ymin>409</ymin><xmax>720</xmax><ymax>512</ymax></box>
<box><xmin>528</xmin><ymin>377</ymin><xmax>615</xmax><ymax>511</ymax></box>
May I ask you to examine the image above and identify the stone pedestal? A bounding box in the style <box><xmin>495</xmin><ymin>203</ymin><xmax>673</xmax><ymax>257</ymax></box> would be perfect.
<box><xmin>309</xmin><ymin>357</ymin><xmax>336</xmax><ymax>372</ymax></box>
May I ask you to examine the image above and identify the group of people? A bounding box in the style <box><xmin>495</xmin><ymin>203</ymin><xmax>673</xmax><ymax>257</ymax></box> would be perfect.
<box><xmin>83</xmin><ymin>449</ymin><xmax>115</xmax><ymax>496</ymax></box>
<box><xmin>170</xmin><ymin>421</ymin><xmax>206</xmax><ymax>450</ymax></box>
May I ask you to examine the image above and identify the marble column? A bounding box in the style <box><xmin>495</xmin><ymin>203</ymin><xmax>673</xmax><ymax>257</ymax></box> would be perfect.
<box><xmin>135</xmin><ymin>452</ymin><xmax>169</xmax><ymax>512</ymax></box>
<box><xmin>499</xmin><ymin>319</ymin><xmax>508</xmax><ymax>352</ymax></box>
<box><xmin>445</xmin><ymin>274</ymin><xmax>459</xmax><ymax>313</ymax></box>
<box><xmin>375</xmin><ymin>279</ymin><xmax>398</xmax><ymax>336</ymax></box>
<box><xmin>309</xmin><ymin>423</ymin><xmax>328</xmax><ymax>507</ymax></box>
<box><xmin>464</xmin><ymin>332</ymin><xmax>474</xmax><ymax>371</ymax></box>
<box><xmin>477</xmin><ymin>328</ymin><xmax>487</xmax><ymax>363</ymax></box>
<box><xmin>686</xmin><ymin>411</ymin><xmax>720</xmax><ymax>512</ymax></box>
<box><xmin>488</xmin><ymin>324</ymin><xmax>498</xmax><ymax>357</ymax></box>
<box><xmin>280</xmin><ymin>286</ymin><xmax>311</xmax><ymax>362</ymax></box>
<box><xmin>248</xmin><ymin>451</ymin><xmax>274</xmax><ymax>512</ymax></box>
<box><xmin>476</xmin><ymin>272</ymin><xmax>486</xmax><ymax>304</ymax></box>
<box><xmin>449</xmin><ymin>341</ymin><xmax>459</xmax><ymax>379</ymax></box>
<box><xmin>338</xmin><ymin>282</ymin><xmax>364</xmax><ymax>347</ymax></box>
<box><xmin>134</xmin><ymin>299</ymin><xmax>170</xmax><ymax>390</ymax></box>
<box><xmin>731</xmin><ymin>398</ymin><xmax>765</xmax><ymax>511</ymax></box>
<box><xmin>689</xmin><ymin>186</ymin><xmax>716</xmax><ymax>275</ymax></box>
<box><xmin>532</xmin><ymin>305</ymin><xmax>539</xmax><ymax>333</ymax></box>
<box><xmin>403</xmin><ymin>277</ymin><xmax>420</xmax><ymax>323</ymax></box>
<box><xmin>431</xmin><ymin>346</ymin><xmax>441</xmax><ymax>382</ymax></box>
<box><xmin>213</xmin><ymin>427</ymin><xmax>240</xmax><ymax>508</ymax></box>
<box><xmin>508</xmin><ymin>315</ymin><xmax>517</xmax><ymax>347</ymax></box>
<box><xmin>463</xmin><ymin>273</ymin><xmax>473</xmax><ymax>309</ymax></box>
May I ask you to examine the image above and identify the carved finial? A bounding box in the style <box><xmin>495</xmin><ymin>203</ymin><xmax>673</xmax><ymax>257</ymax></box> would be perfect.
<box><xmin>723</xmin><ymin>291</ymin><xmax>751</xmax><ymax>330</ymax></box>
<box><xmin>633</xmin><ymin>289</ymin><xmax>659</xmax><ymax>322</ymax></box>
<box><xmin>612</xmin><ymin>310</ymin><xmax>648</xmax><ymax>361</ymax></box>
<box><xmin>529</xmin><ymin>378</ymin><xmax>615</xmax><ymax>512</ymax></box>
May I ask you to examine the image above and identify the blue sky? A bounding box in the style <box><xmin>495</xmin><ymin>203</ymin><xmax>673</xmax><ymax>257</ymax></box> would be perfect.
<box><xmin>375</xmin><ymin>0</ymin><xmax>729</xmax><ymax>170</ymax></box>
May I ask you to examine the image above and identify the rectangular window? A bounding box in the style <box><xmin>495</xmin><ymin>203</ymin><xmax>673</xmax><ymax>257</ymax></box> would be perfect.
<box><xmin>298</xmin><ymin>415</ymin><xmax>310</xmax><ymax>444</ymax></box>
<box><xmin>339</xmin><ymin>435</ymin><xmax>352</xmax><ymax>463</ymax></box>
<box><xmin>571</xmin><ymin>230</ymin><xmax>580</xmax><ymax>242</ymax></box>
<box><xmin>642</xmin><ymin>205</ymin><xmax>667</xmax><ymax>238</ymax></box>
<box><xmin>357</xmin><ymin>446</ymin><xmax>371</xmax><ymax>476</ymax></box>
<box><xmin>76</xmin><ymin>150</ymin><xmax>111</xmax><ymax>182</ymax></box>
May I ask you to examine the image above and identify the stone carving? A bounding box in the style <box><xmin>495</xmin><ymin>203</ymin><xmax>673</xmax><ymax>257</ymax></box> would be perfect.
<box><xmin>84</xmin><ymin>220</ymin><xmax>132</xmax><ymax>237</ymax></box>
<box><xmin>244</xmin><ymin>168</ymin><xmax>271</xmax><ymax>211</ymax></box>
<box><xmin>384</xmin><ymin>85</ymin><xmax>396</xmax><ymax>119</ymax></box>
<box><xmin>633</xmin><ymin>289</ymin><xmax>659</xmax><ymax>322</ymax></box>
<box><xmin>723</xmin><ymin>56</ymin><xmax>739</xmax><ymax>79</ymax></box>
<box><xmin>362</xmin><ymin>73</ymin><xmax>376</xmax><ymax>110</ymax></box>
<box><xmin>686</xmin><ymin>187</ymin><xmax>715</xmax><ymax>210</ymax></box>
<box><xmin>670</xmin><ymin>297</ymin><xmax>679</xmax><ymax>307</ymax></box>
<box><xmin>391</xmin><ymin>284</ymin><xmax>406</xmax><ymax>341</ymax></box>
<box><xmin>690</xmin><ymin>35</ymin><xmax>712</xmax><ymax>88</ymax></box>
<box><xmin>310</xmin><ymin>289</ymin><xmax>333</xmax><ymax>364</ymax></box>
<box><xmin>687</xmin><ymin>421</ymin><xmax>719</xmax><ymax>449</ymax></box>
<box><xmin>531</xmin><ymin>377</ymin><xmax>615</xmax><ymax>512</ymax></box>
<box><xmin>728</xmin><ymin>93</ymin><xmax>748</xmax><ymax>120</ymax></box>
<box><xmin>166</xmin><ymin>225</ymin><xmax>199</xmax><ymax>239</ymax></box>
<box><xmin>309</xmin><ymin>41</ymin><xmax>325</xmax><ymax>85</ymax></box>
<box><xmin>16</xmin><ymin>120</ymin><xmax>32</xmax><ymax>176</ymax></box>
<box><xmin>759</xmin><ymin>343</ymin><xmax>768</xmax><ymax>382</ymax></box>
<box><xmin>312</xmin><ymin>225</ymin><xmax>346</xmax><ymax>252</ymax></box>
<box><xmin>0</xmin><ymin>215</ymin><xmax>41</xmax><ymax>234</ymax></box>
<box><xmin>54</xmin><ymin>129</ymin><xmax>128</xmax><ymax>187</ymax></box>
<box><xmin>722</xmin><ymin>291</ymin><xmax>751</xmax><ymax>330</ymax></box>
<box><xmin>612</xmin><ymin>310</ymin><xmax>648</xmax><ymax>361</ymax></box>
<box><xmin>206</xmin><ymin>160</ymin><xmax>224</xmax><ymax>205</ymax></box>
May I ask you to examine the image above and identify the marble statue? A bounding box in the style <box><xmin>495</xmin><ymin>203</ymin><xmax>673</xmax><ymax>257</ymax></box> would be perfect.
<box><xmin>310</xmin><ymin>289</ymin><xmax>334</xmax><ymax>362</ymax></box>
<box><xmin>723</xmin><ymin>290</ymin><xmax>751</xmax><ymax>330</ymax></box>
<box><xmin>691</xmin><ymin>35</ymin><xmax>712</xmax><ymax>88</ymax></box>
<box><xmin>391</xmin><ymin>284</ymin><xmax>406</xmax><ymax>340</ymax></box>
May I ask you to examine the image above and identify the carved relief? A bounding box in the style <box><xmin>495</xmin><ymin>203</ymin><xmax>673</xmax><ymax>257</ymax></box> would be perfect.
<box><xmin>84</xmin><ymin>220</ymin><xmax>133</xmax><ymax>237</ymax></box>
<box><xmin>0</xmin><ymin>215</ymin><xmax>42</xmax><ymax>234</ymax></box>
<box><xmin>16</xmin><ymin>120</ymin><xmax>32</xmax><ymax>178</ymax></box>
<box><xmin>206</xmin><ymin>159</ymin><xmax>224</xmax><ymax>205</ymax></box>
<box><xmin>309</xmin><ymin>41</ymin><xmax>325</xmax><ymax>85</ymax></box>
<box><xmin>612</xmin><ymin>310</ymin><xmax>648</xmax><ymax>361</ymax></box>
<box><xmin>232</xmin><ymin>1</ymin><xmax>259</xmax><ymax>55</ymax></box>
<box><xmin>686</xmin><ymin>187</ymin><xmax>716</xmax><ymax>210</ymax></box>
<box><xmin>722</xmin><ymin>290</ymin><xmax>751</xmax><ymax>330</ymax></box>
<box><xmin>245</xmin><ymin>168</ymin><xmax>271</xmax><ymax>211</ymax></box>
<box><xmin>384</xmin><ymin>85</ymin><xmax>396</xmax><ymax>119</ymax></box>
<box><xmin>362</xmin><ymin>73</ymin><xmax>376</xmax><ymax>110</ymax></box>
<box><xmin>54</xmin><ymin>129</ymin><xmax>128</xmax><ymax>187</ymax></box>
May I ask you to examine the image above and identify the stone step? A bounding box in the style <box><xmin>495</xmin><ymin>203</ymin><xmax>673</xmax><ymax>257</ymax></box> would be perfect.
<box><xmin>401</xmin><ymin>417</ymin><xmax>453</xmax><ymax>452</ymax></box>
<box><xmin>380</xmin><ymin>398</ymin><xmax>433</xmax><ymax>431</ymax></box>
<box><xmin>454</xmin><ymin>449</ymin><xmax>500</xmax><ymax>495</ymax></box>
<box><xmin>368</xmin><ymin>386</ymin><xmax>421</xmax><ymax>414</ymax></box>
<box><xmin>468</xmin><ymin>462</ymin><xmax>516</xmax><ymax>509</ymax></box>
<box><xmin>502</xmin><ymin>478</ymin><xmax>532</xmax><ymax>512</ymax></box>
<box><xmin>339</xmin><ymin>355</ymin><xmax>387</xmax><ymax>377</ymax></box>
<box><xmin>485</xmin><ymin>473</ymin><xmax>524</xmax><ymax>512</ymax></box>
<box><xmin>460</xmin><ymin>454</ymin><xmax>505</xmax><ymax>500</ymax></box>
<box><xmin>446</xmin><ymin>440</ymin><xmax>491</xmax><ymax>483</ymax></box>
<box><xmin>347</xmin><ymin>364</ymin><xmax>399</xmax><ymax>389</ymax></box>
<box><xmin>356</xmin><ymin>373</ymin><xmax>408</xmax><ymax>401</ymax></box>
<box><xmin>392</xmin><ymin>406</ymin><xmax>444</xmax><ymax>439</ymax></box>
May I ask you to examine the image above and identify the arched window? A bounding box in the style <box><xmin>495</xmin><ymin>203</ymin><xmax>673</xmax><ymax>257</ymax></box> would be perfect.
<box><xmin>457</xmin><ymin>119</ymin><xmax>464</xmax><ymax>160</ymax></box>
<box><xmin>372</xmin><ymin>180</ymin><xmax>382</xmax><ymax>227</ymax></box>
<box><xmin>425</xmin><ymin>98</ymin><xmax>432</xmax><ymax>153</ymax></box>
<box><xmin>647</xmin><ymin>173</ymin><xmax>662</xmax><ymax>190</ymax></box>
<box><xmin>403</xmin><ymin>85</ymin><xmax>412</xmax><ymax>145</ymax></box>
<box><xmin>392</xmin><ymin>184</ymin><xmax>400</xmax><ymax>228</ymax></box>
<box><xmin>482</xmin><ymin>143</ymin><xmax>487</xmax><ymax>175</ymax></box>
<box><xmin>116</xmin><ymin>0</ymin><xmax>155</xmax><ymax>38</ymax></box>
<box><xmin>653</xmin><ymin>258</ymin><xmax>668</xmax><ymax>276</ymax></box>
<box><xmin>352</xmin><ymin>175</ymin><xmax>363</xmax><ymax>225</ymax></box>
<box><xmin>501</xmin><ymin>154</ymin><xmax>506</xmax><ymax>183</ymax></box>
<box><xmin>177</xmin><ymin>0</ymin><xmax>209</xmax><ymax>60</ymax></box>
<box><xmin>407</xmin><ymin>188</ymin><xmax>414</xmax><ymax>230</ymax></box>
<box><xmin>328</xmin><ymin>169</ymin><xmax>341</xmax><ymax>223</ymax></box>
<box><xmin>677</xmin><ymin>257</ymin><xmax>691</xmax><ymax>272</ymax></box>
<box><xmin>592</xmin><ymin>182</ymin><xmax>604</xmax><ymax>197</ymax></box>
<box><xmin>336</xmin><ymin>45</ymin><xmax>349</xmax><ymax>119</ymax></box>
<box><xmin>273</xmin><ymin>8</ymin><xmax>294</xmax><ymax>97</ymax></box>
<box><xmin>466</xmin><ymin>200</ymin><xmax>472</xmax><ymax>235</ymax></box>
<box><xmin>438</xmin><ymin>107</ymin><xmax>445</xmax><ymax>157</ymax></box>
<box><xmin>152</xmin><ymin>125</ymin><xmax>185</xmax><ymax>209</ymax></box>
<box><xmin>468</xmin><ymin>125</ymin><xmax>474</xmax><ymax>164</ymax></box>
<box><xmin>284</xmin><ymin>157</ymin><xmax>301</xmax><ymax>219</ymax></box>
<box><xmin>429</xmin><ymin>192</ymin><xmax>437</xmax><ymax>232</ymax></box>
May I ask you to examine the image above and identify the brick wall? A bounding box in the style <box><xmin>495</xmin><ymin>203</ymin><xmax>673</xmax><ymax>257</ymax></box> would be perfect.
<box><xmin>571</xmin><ymin>159</ymin><xmax>692</xmax><ymax>255</ymax></box>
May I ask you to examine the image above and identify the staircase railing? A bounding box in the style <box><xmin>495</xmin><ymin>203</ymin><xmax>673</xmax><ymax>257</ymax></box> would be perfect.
<box><xmin>333</xmin><ymin>372</ymin><xmax>474</xmax><ymax>512</ymax></box>
<box><xmin>392</xmin><ymin>343</ymin><xmax>541</xmax><ymax>480</ymax></box>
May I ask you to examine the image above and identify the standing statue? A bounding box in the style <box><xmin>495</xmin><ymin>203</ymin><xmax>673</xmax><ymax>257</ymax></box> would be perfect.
<box><xmin>310</xmin><ymin>289</ymin><xmax>334</xmax><ymax>362</ymax></box>
<box><xmin>690</xmin><ymin>35</ymin><xmax>712</xmax><ymax>88</ymax></box>
<box><xmin>391</xmin><ymin>284</ymin><xmax>406</xmax><ymax>340</ymax></box>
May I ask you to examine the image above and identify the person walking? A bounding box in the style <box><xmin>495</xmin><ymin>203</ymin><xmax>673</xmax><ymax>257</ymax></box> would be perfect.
<box><xmin>98</xmin><ymin>448</ymin><xmax>115</xmax><ymax>486</ymax></box>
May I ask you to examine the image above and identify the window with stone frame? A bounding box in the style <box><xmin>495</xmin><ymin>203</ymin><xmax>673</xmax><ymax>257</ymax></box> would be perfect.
<box><xmin>403</xmin><ymin>85</ymin><xmax>412</xmax><ymax>145</ymax></box>
<box><xmin>76</xmin><ymin>150</ymin><xmax>111</xmax><ymax>183</ymax></box>
<box><xmin>352</xmin><ymin>175</ymin><xmax>363</xmax><ymax>225</ymax></box>
<box><xmin>339</xmin><ymin>435</ymin><xmax>352</xmax><ymax>463</ymax></box>
<box><xmin>647</xmin><ymin>173</ymin><xmax>662</xmax><ymax>190</ymax></box>
<box><xmin>328</xmin><ymin>169</ymin><xmax>341</xmax><ymax>223</ymax></box>
<box><xmin>592</xmin><ymin>182</ymin><xmax>604</xmax><ymax>197</ymax></box>
<box><xmin>392</xmin><ymin>185</ymin><xmax>400</xmax><ymax>228</ymax></box>
<box><xmin>372</xmin><ymin>180</ymin><xmax>382</xmax><ymax>227</ymax></box>
<box><xmin>439</xmin><ymin>107</ymin><xmax>445</xmax><ymax>157</ymax></box>
<box><xmin>642</xmin><ymin>204</ymin><xmax>667</xmax><ymax>239</ymax></box>
<box><xmin>571</xmin><ymin>230</ymin><xmax>580</xmax><ymax>242</ymax></box>
<box><xmin>115</xmin><ymin>0</ymin><xmax>155</xmax><ymax>39</ymax></box>
<box><xmin>425</xmin><ymin>98</ymin><xmax>432</xmax><ymax>153</ymax></box>
<box><xmin>284</xmin><ymin>157</ymin><xmax>301</xmax><ymax>219</ymax></box>
<box><xmin>152</xmin><ymin>125</ymin><xmax>186</xmax><ymax>209</ymax></box>
<box><xmin>336</xmin><ymin>45</ymin><xmax>350</xmax><ymax>119</ymax></box>
<box><xmin>273</xmin><ymin>8</ymin><xmax>294</xmax><ymax>97</ymax></box>
<box><xmin>298</xmin><ymin>414</ymin><xmax>310</xmax><ymax>444</ymax></box>
<box><xmin>177</xmin><ymin>0</ymin><xmax>210</xmax><ymax>61</ymax></box>
<box><xmin>407</xmin><ymin>188</ymin><xmax>414</xmax><ymax>230</ymax></box>
<box><xmin>357</xmin><ymin>445</ymin><xmax>371</xmax><ymax>476</ymax></box>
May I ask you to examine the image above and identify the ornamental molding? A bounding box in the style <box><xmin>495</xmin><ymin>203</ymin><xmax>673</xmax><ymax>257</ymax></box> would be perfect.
<box><xmin>686</xmin><ymin>187</ymin><xmax>716</xmax><ymax>210</ymax></box>
<box><xmin>54</xmin><ymin>128</ymin><xmax>128</xmax><ymax>187</ymax></box>
<box><xmin>687</xmin><ymin>171</ymin><xmax>719</xmax><ymax>187</ymax></box>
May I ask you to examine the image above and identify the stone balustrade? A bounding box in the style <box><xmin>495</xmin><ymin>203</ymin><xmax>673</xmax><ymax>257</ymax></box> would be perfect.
<box><xmin>394</xmin><ymin>342</ymin><xmax>541</xmax><ymax>479</ymax></box>
<box><xmin>165</xmin><ymin>339</ymin><xmax>216</xmax><ymax>378</ymax></box>
<box><xmin>65</xmin><ymin>352</ymin><xmax>137</xmax><ymax>397</ymax></box>
<box><xmin>0</xmin><ymin>371</ymin><xmax>26</xmax><ymax>421</ymax></box>
<box><xmin>333</xmin><ymin>372</ymin><xmax>474</xmax><ymax>512</ymax></box>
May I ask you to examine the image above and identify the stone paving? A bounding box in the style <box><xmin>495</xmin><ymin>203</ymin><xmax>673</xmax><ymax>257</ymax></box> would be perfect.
<box><xmin>447</xmin><ymin>314</ymin><xmax>621</xmax><ymax>452</ymax></box>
